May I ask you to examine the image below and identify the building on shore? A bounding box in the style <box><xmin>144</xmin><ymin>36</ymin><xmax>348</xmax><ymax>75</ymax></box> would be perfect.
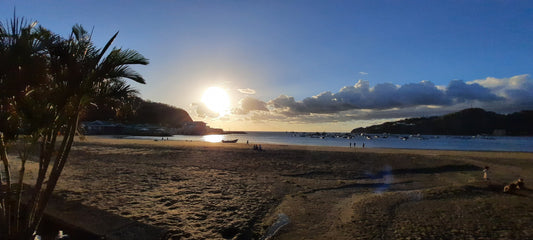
<box><xmin>177</xmin><ymin>121</ymin><xmax>223</xmax><ymax>135</ymax></box>
<box><xmin>81</xmin><ymin>120</ymin><xmax>223</xmax><ymax>136</ymax></box>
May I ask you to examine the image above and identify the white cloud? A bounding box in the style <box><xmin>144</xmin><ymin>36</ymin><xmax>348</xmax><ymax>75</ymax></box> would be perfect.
<box><xmin>237</xmin><ymin>88</ymin><xmax>256</xmax><ymax>94</ymax></box>
<box><xmin>232</xmin><ymin>97</ymin><xmax>268</xmax><ymax>114</ymax></box>
<box><xmin>190</xmin><ymin>102</ymin><xmax>219</xmax><ymax>118</ymax></box>
<box><xmin>468</xmin><ymin>74</ymin><xmax>533</xmax><ymax>109</ymax></box>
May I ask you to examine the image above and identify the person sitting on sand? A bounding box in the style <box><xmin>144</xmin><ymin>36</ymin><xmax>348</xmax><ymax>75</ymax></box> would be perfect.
<box><xmin>482</xmin><ymin>166</ymin><xmax>489</xmax><ymax>181</ymax></box>
<box><xmin>516</xmin><ymin>178</ymin><xmax>524</xmax><ymax>189</ymax></box>
<box><xmin>504</xmin><ymin>182</ymin><xmax>518</xmax><ymax>193</ymax></box>
<box><xmin>503</xmin><ymin>178</ymin><xmax>525</xmax><ymax>193</ymax></box>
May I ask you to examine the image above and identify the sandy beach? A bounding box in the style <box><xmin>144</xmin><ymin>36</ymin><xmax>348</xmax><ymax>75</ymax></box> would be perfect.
<box><xmin>13</xmin><ymin>136</ymin><xmax>533</xmax><ymax>239</ymax></box>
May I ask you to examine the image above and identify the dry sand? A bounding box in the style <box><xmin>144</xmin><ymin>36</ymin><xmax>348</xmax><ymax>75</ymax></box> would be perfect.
<box><xmin>11</xmin><ymin>136</ymin><xmax>533</xmax><ymax>239</ymax></box>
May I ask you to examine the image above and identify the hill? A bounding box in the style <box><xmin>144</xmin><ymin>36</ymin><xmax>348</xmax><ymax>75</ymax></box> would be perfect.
<box><xmin>81</xmin><ymin>97</ymin><xmax>192</xmax><ymax>128</ymax></box>
<box><xmin>351</xmin><ymin>108</ymin><xmax>533</xmax><ymax>136</ymax></box>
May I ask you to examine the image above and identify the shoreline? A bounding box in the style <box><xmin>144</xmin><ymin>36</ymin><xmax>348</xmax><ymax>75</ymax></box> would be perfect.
<box><xmin>88</xmin><ymin>135</ymin><xmax>533</xmax><ymax>159</ymax></box>
<box><xmin>103</xmin><ymin>132</ymin><xmax>533</xmax><ymax>153</ymax></box>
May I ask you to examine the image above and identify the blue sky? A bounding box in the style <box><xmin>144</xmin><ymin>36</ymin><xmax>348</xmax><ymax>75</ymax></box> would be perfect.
<box><xmin>2</xmin><ymin>0</ymin><xmax>533</xmax><ymax>131</ymax></box>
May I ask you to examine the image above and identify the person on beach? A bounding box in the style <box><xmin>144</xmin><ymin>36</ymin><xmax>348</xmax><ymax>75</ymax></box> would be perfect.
<box><xmin>516</xmin><ymin>178</ymin><xmax>524</xmax><ymax>189</ymax></box>
<box><xmin>483</xmin><ymin>166</ymin><xmax>489</xmax><ymax>181</ymax></box>
<box><xmin>503</xmin><ymin>178</ymin><xmax>525</xmax><ymax>193</ymax></box>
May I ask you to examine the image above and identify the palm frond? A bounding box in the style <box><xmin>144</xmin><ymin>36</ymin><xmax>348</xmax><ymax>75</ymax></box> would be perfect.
<box><xmin>105</xmin><ymin>65</ymin><xmax>146</xmax><ymax>84</ymax></box>
<box><xmin>96</xmin><ymin>48</ymin><xmax>148</xmax><ymax>84</ymax></box>
<box><xmin>97</xmin><ymin>31</ymin><xmax>119</xmax><ymax>63</ymax></box>
<box><xmin>70</xmin><ymin>24</ymin><xmax>88</xmax><ymax>42</ymax></box>
<box><xmin>106</xmin><ymin>48</ymin><xmax>149</xmax><ymax>65</ymax></box>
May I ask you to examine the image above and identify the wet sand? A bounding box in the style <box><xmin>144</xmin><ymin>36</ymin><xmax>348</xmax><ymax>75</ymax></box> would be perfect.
<box><xmin>15</xmin><ymin>137</ymin><xmax>533</xmax><ymax>239</ymax></box>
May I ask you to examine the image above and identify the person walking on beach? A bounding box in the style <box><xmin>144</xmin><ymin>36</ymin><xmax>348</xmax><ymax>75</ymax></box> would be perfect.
<box><xmin>483</xmin><ymin>166</ymin><xmax>490</xmax><ymax>181</ymax></box>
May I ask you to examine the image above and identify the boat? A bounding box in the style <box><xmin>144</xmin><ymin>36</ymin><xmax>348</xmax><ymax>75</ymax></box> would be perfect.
<box><xmin>221</xmin><ymin>139</ymin><xmax>238</xmax><ymax>143</ymax></box>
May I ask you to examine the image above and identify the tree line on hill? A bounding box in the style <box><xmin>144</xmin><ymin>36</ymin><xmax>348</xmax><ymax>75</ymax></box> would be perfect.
<box><xmin>351</xmin><ymin>108</ymin><xmax>533</xmax><ymax>136</ymax></box>
<box><xmin>81</xmin><ymin>96</ymin><xmax>193</xmax><ymax>128</ymax></box>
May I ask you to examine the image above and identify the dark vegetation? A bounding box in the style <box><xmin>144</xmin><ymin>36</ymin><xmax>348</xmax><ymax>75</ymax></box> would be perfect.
<box><xmin>81</xmin><ymin>96</ymin><xmax>192</xmax><ymax>128</ymax></box>
<box><xmin>1</xmin><ymin>14</ymin><xmax>148</xmax><ymax>239</ymax></box>
<box><xmin>352</xmin><ymin>108</ymin><xmax>533</xmax><ymax>136</ymax></box>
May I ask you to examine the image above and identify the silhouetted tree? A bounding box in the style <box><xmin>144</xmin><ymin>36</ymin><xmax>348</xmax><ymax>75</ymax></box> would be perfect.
<box><xmin>0</xmin><ymin>15</ymin><xmax>148</xmax><ymax>239</ymax></box>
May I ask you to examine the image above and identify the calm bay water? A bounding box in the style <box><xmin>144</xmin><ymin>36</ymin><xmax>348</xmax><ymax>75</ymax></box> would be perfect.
<box><xmin>125</xmin><ymin>132</ymin><xmax>533</xmax><ymax>152</ymax></box>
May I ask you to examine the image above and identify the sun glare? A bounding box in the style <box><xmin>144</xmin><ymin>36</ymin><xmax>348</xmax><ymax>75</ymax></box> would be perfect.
<box><xmin>202</xmin><ymin>87</ymin><xmax>230</xmax><ymax>116</ymax></box>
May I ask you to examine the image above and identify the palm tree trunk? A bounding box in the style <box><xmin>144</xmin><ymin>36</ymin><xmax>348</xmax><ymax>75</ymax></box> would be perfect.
<box><xmin>25</xmin><ymin>126</ymin><xmax>59</xmax><ymax>230</ymax></box>
<box><xmin>0</xmin><ymin>132</ymin><xmax>13</xmax><ymax>236</ymax></box>
<box><xmin>15</xmin><ymin>158</ymin><xmax>26</xmax><ymax>236</ymax></box>
<box><xmin>27</xmin><ymin>113</ymin><xmax>79</xmax><ymax>238</ymax></box>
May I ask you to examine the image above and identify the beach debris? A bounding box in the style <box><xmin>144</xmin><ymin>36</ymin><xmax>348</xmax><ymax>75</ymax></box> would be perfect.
<box><xmin>260</xmin><ymin>213</ymin><xmax>290</xmax><ymax>240</ymax></box>
<box><xmin>503</xmin><ymin>178</ymin><xmax>525</xmax><ymax>193</ymax></box>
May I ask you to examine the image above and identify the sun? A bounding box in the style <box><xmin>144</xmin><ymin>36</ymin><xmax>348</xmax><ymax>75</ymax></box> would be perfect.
<box><xmin>202</xmin><ymin>87</ymin><xmax>230</xmax><ymax>116</ymax></box>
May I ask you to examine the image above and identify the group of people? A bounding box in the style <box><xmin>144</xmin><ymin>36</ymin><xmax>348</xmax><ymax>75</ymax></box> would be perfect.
<box><xmin>503</xmin><ymin>178</ymin><xmax>525</xmax><ymax>193</ymax></box>
<box><xmin>247</xmin><ymin>140</ymin><xmax>264</xmax><ymax>151</ymax></box>
<box><xmin>349</xmin><ymin>142</ymin><xmax>365</xmax><ymax>148</ymax></box>
<box><xmin>483</xmin><ymin>166</ymin><xmax>525</xmax><ymax>193</ymax></box>
<box><xmin>252</xmin><ymin>144</ymin><xmax>263</xmax><ymax>151</ymax></box>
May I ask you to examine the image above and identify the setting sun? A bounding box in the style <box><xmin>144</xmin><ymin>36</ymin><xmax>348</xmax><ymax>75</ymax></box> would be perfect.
<box><xmin>201</xmin><ymin>87</ymin><xmax>230</xmax><ymax>116</ymax></box>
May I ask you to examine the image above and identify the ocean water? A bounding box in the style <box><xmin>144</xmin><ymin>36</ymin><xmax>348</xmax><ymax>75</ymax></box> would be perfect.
<box><xmin>124</xmin><ymin>132</ymin><xmax>533</xmax><ymax>152</ymax></box>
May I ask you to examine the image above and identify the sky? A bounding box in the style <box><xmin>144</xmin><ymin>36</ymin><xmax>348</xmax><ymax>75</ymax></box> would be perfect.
<box><xmin>2</xmin><ymin>0</ymin><xmax>533</xmax><ymax>132</ymax></box>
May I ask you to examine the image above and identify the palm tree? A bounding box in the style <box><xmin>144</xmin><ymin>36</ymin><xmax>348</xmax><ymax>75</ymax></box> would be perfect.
<box><xmin>0</xmin><ymin>15</ymin><xmax>51</xmax><ymax>239</ymax></box>
<box><xmin>1</xmin><ymin>17</ymin><xmax>148</xmax><ymax>239</ymax></box>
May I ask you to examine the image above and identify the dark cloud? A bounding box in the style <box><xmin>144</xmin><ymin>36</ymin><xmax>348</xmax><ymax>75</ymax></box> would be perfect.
<box><xmin>233</xmin><ymin>97</ymin><xmax>268</xmax><ymax>114</ymax></box>
<box><xmin>446</xmin><ymin>80</ymin><xmax>503</xmax><ymax>102</ymax></box>
<box><xmin>268</xmin><ymin>80</ymin><xmax>454</xmax><ymax>116</ymax></box>
<box><xmin>396</xmin><ymin>81</ymin><xmax>450</xmax><ymax>106</ymax></box>
<box><xmin>469</xmin><ymin>74</ymin><xmax>533</xmax><ymax>112</ymax></box>
<box><xmin>256</xmin><ymin>76</ymin><xmax>533</xmax><ymax>122</ymax></box>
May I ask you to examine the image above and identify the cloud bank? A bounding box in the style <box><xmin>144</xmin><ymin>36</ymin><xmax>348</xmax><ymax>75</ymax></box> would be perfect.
<box><xmin>194</xmin><ymin>74</ymin><xmax>533</xmax><ymax>124</ymax></box>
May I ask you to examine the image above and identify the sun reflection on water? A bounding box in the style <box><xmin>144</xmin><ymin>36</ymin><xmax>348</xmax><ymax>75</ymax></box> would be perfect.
<box><xmin>203</xmin><ymin>135</ymin><xmax>223</xmax><ymax>143</ymax></box>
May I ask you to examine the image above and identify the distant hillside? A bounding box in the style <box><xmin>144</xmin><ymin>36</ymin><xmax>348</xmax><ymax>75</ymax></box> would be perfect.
<box><xmin>81</xmin><ymin>97</ymin><xmax>192</xmax><ymax>128</ymax></box>
<box><xmin>351</xmin><ymin>108</ymin><xmax>533</xmax><ymax>136</ymax></box>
